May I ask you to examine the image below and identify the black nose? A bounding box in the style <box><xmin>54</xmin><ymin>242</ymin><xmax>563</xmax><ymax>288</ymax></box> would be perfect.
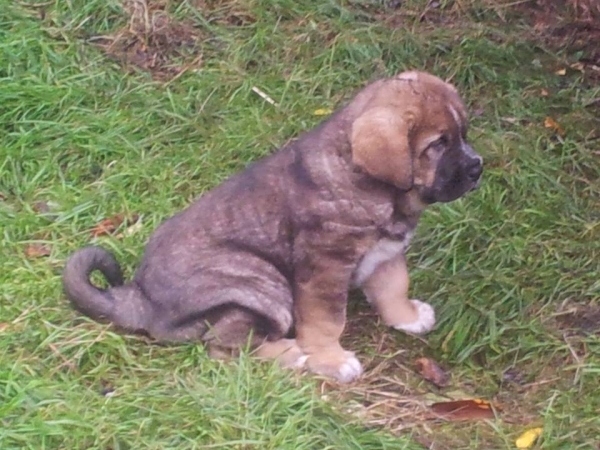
<box><xmin>466</xmin><ymin>158</ymin><xmax>483</xmax><ymax>182</ymax></box>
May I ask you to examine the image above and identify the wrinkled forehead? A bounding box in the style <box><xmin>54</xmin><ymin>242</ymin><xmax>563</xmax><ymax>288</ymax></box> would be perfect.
<box><xmin>353</xmin><ymin>72</ymin><xmax>470</xmax><ymax>132</ymax></box>
<box><xmin>390</xmin><ymin>75</ymin><xmax>469</xmax><ymax>130</ymax></box>
<box><xmin>444</xmin><ymin>93</ymin><xmax>469</xmax><ymax>135</ymax></box>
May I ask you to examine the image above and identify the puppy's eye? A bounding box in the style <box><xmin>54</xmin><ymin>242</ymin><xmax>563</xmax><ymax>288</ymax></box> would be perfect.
<box><xmin>429</xmin><ymin>136</ymin><xmax>447</xmax><ymax>152</ymax></box>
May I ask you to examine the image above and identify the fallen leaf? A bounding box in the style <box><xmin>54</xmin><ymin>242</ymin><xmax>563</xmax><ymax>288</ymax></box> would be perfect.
<box><xmin>24</xmin><ymin>243</ymin><xmax>51</xmax><ymax>258</ymax></box>
<box><xmin>313</xmin><ymin>108</ymin><xmax>333</xmax><ymax>116</ymax></box>
<box><xmin>415</xmin><ymin>357</ymin><xmax>450</xmax><ymax>387</ymax></box>
<box><xmin>515</xmin><ymin>427</ymin><xmax>543</xmax><ymax>449</ymax></box>
<box><xmin>430</xmin><ymin>399</ymin><xmax>497</xmax><ymax>421</ymax></box>
<box><xmin>540</xmin><ymin>88</ymin><xmax>549</xmax><ymax>97</ymax></box>
<box><xmin>0</xmin><ymin>323</ymin><xmax>9</xmax><ymax>333</ymax></box>
<box><xmin>90</xmin><ymin>216</ymin><xmax>123</xmax><ymax>237</ymax></box>
<box><xmin>32</xmin><ymin>201</ymin><xmax>50</xmax><ymax>214</ymax></box>
<box><xmin>544</xmin><ymin>116</ymin><xmax>565</xmax><ymax>136</ymax></box>
<box><xmin>570</xmin><ymin>62</ymin><xmax>585</xmax><ymax>72</ymax></box>
<box><xmin>90</xmin><ymin>214</ymin><xmax>139</xmax><ymax>238</ymax></box>
<box><xmin>555</xmin><ymin>68</ymin><xmax>567</xmax><ymax>76</ymax></box>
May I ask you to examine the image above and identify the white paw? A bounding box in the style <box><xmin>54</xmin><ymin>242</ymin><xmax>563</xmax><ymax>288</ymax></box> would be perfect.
<box><xmin>307</xmin><ymin>351</ymin><xmax>364</xmax><ymax>383</ymax></box>
<box><xmin>334</xmin><ymin>352</ymin><xmax>364</xmax><ymax>383</ymax></box>
<box><xmin>392</xmin><ymin>299</ymin><xmax>436</xmax><ymax>335</ymax></box>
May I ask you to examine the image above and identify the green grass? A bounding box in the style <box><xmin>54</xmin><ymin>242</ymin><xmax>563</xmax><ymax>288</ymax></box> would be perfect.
<box><xmin>1</xmin><ymin>0</ymin><xmax>599</xmax><ymax>448</ymax></box>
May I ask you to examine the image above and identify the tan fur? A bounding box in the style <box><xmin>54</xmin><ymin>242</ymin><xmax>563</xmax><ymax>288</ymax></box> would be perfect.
<box><xmin>351</xmin><ymin>107</ymin><xmax>414</xmax><ymax>190</ymax></box>
<box><xmin>254</xmin><ymin>339</ymin><xmax>306</xmax><ymax>368</ymax></box>
<box><xmin>293</xmin><ymin>241</ymin><xmax>357</xmax><ymax>377</ymax></box>
<box><xmin>362</xmin><ymin>254</ymin><xmax>418</xmax><ymax>327</ymax></box>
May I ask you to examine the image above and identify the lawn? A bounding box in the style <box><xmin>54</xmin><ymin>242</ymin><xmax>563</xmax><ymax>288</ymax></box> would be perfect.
<box><xmin>1</xmin><ymin>0</ymin><xmax>599</xmax><ymax>448</ymax></box>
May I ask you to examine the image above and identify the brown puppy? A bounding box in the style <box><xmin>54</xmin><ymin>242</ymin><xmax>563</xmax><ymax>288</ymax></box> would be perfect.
<box><xmin>63</xmin><ymin>71</ymin><xmax>482</xmax><ymax>383</ymax></box>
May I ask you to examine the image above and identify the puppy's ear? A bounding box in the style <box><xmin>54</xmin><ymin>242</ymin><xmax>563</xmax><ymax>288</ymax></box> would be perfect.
<box><xmin>351</xmin><ymin>107</ymin><xmax>413</xmax><ymax>190</ymax></box>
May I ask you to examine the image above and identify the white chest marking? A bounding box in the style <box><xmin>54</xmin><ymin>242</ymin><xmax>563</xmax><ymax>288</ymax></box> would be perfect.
<box><xmin>353</xmin><ymin>232</ymin><xmax>413</xmax><ymax>287</ymax></box>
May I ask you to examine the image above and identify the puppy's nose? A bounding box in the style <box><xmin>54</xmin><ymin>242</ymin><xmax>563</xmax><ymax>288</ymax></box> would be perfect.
<box><xmin>466</xmin><ymin>157</ymin><xmax>483</xmax><ymax>182</ymax></box>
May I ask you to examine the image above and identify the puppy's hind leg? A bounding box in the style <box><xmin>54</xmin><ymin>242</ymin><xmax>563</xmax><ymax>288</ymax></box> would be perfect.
<box><xmin>362</xmin><ymin>254</ymin><xmax>436</xmax><ymax>335</ymax></box>
<box><xmin>200</xmin><ymin>306</ymin><xmax>307</xmax><ymax>370</ymax></box>
<box><xmin>201</xmin><ymin>306</ymin><xmax>269</xmax><ymax>358</ymax></box>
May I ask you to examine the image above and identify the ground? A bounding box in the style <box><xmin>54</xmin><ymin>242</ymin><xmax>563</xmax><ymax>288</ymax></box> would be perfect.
<box><xmin>1</xmin><ymin>0</ymin><xmax>599</xmax><ymax>448</ymax></box>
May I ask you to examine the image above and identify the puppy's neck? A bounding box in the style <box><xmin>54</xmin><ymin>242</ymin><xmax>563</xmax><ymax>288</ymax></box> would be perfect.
<box><xmin>393</xmin><ymin>190</ymin><xmax>426</xmax><ymax>228</ymax></box>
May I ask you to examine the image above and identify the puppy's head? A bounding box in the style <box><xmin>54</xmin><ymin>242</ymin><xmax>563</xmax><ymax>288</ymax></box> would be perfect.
<box><xmin>350</xmin><ymin>71</ymin><xmax>482</xmax><ymax>203</ymax></box>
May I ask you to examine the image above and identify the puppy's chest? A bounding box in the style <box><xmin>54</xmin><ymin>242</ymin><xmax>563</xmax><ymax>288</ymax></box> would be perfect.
<box><xmin>352</xmin><ymin>224</ymin><xmax>414</xmax><ymax>286</ymax></box>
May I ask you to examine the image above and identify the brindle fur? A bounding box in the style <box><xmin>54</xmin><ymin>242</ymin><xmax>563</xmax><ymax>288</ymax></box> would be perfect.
<box><xmin>63</xmin><ymin>71</ymin><xmax>482</xmax><ymax>382</ymax></box>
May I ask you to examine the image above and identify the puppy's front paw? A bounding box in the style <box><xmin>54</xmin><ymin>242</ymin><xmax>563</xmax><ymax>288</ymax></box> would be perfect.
<box><xmin>392</xmin><ymin>299</ymin><xmax>436</xmax><ymax>335</ymax></box>
<box><xmin>306</xmin><ymin>350</ymin><xmax>363</xmax><ymax>383</ymax></box>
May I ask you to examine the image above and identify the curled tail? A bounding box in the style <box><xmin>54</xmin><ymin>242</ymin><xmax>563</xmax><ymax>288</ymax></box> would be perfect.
<box><xmin>63</xmin><ymin>246</ymin><xmax>149</xmax><ymax>332</ymax></box>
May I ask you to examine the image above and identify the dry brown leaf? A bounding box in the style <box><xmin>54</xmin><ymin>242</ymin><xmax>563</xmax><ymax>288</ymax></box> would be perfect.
<box><xmin>544</xmin><ymin>116</ymin><xmax>566</xmax><ymax>136</ymax></box>
<box><xmin>32</xmin><ymin>201</ymin><xmax>50</xmax><ymax>214</ymax></box>
<box><xmin>430</xmin><ymin>399</ymin><xmax>497</xmax><ymax>421</ymax></box>
<box><xmin>414</xmin><ymin>357</ymin><xmax>450</xmax><ymax>387</ymax></box>
<box><xmin>540</xmin><ymin>88</ymin><xmax>549</xmax><ymax>97</ymax></box>
<box><xmin>570</xmin><ymin>62</ymin><xmax>585</xmax><ymax>72</ymax></box>
<box><xmin>24</xmin><ymin>243</ymin><xmax>51</xmax><ymax>258</ymax></box>
<box><xmin>0</xmin><ymin>323</ymin><xmax>9</xmax><ymax>333</ymax></box>
<box><xmin>90</xmin><ymin>214</ymin><xmax>139</xmax><ymax>238</ymax></box>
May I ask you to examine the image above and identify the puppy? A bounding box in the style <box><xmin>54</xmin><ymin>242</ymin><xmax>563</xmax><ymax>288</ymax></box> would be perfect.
<box><xmin>63</xmin><ymin>71</ymin><xmax>482</xmax><ymax>383</ymax></box>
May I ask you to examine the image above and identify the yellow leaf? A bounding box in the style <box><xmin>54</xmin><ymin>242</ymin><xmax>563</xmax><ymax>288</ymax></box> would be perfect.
<box><xmin>544</xmin><ymin>116</ymin><xmax>565</xmax><ymax>136</ymax></box>
<box><xmin>313</xmin><ymin>108</ymin><xmax>333</xmax><ymax>116</ymax></box>
<box><xmin>555</xmin><ymin>68</ymin><xmax>567</xmax><ymax>76</ymax></box>
<box><xmin>515</xmin><ymin>428</ymin><xmax>543</xmax><ymax>449</ymax></box>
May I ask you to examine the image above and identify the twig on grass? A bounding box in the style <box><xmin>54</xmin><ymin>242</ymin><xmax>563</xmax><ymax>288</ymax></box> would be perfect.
<box><xmin>251</xmin><ymin>86</ymin><xmax>279</xmax><ymax>107</ymax></box>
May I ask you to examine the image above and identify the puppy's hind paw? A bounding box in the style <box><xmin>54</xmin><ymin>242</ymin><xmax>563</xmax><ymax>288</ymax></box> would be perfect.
<box><xmin>254</xmin><ymin>338</ymin><xmax>308</xmax><ymax>370</ymax></box>
<box><xmin>393</xmin><ymin>299</ymin><xmax>436</xmax><ymax>335</ymax></box>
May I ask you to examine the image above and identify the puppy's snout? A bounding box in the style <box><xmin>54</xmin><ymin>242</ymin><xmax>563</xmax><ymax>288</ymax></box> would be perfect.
<box><xmin>466</xmin><ymin>157</ymin><xmax>483</xmax><ymax>182</ymax></box>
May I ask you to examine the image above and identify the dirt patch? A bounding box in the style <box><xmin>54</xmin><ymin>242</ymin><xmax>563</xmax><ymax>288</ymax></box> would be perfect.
<box><xmin>190</xmin><ymin>0</ymin><xmax>256</xmax><ymax>27</ymax></box>
<box><xmin>554</xmin><ymin>302</ymin><xmax>600</xmax><ymax>336</ymax></box>
<box><xmin>522</xmin><ymin>0</ymin><xmax>600</xmax><ymax>73</ymax></box>
<box><xmin>94</xmin><ymin>0</ymin><xmax>204</xmax><ymax>80</ymax></box>
<box><xmin>358</xmin><ymin>0</ymin><xmax>600</xmax><ymax>81</ymax></box>
<box><xmin>347</xmin><ymin>0</ymin><xmax>456</xmax><ymax>28</ymax></box>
